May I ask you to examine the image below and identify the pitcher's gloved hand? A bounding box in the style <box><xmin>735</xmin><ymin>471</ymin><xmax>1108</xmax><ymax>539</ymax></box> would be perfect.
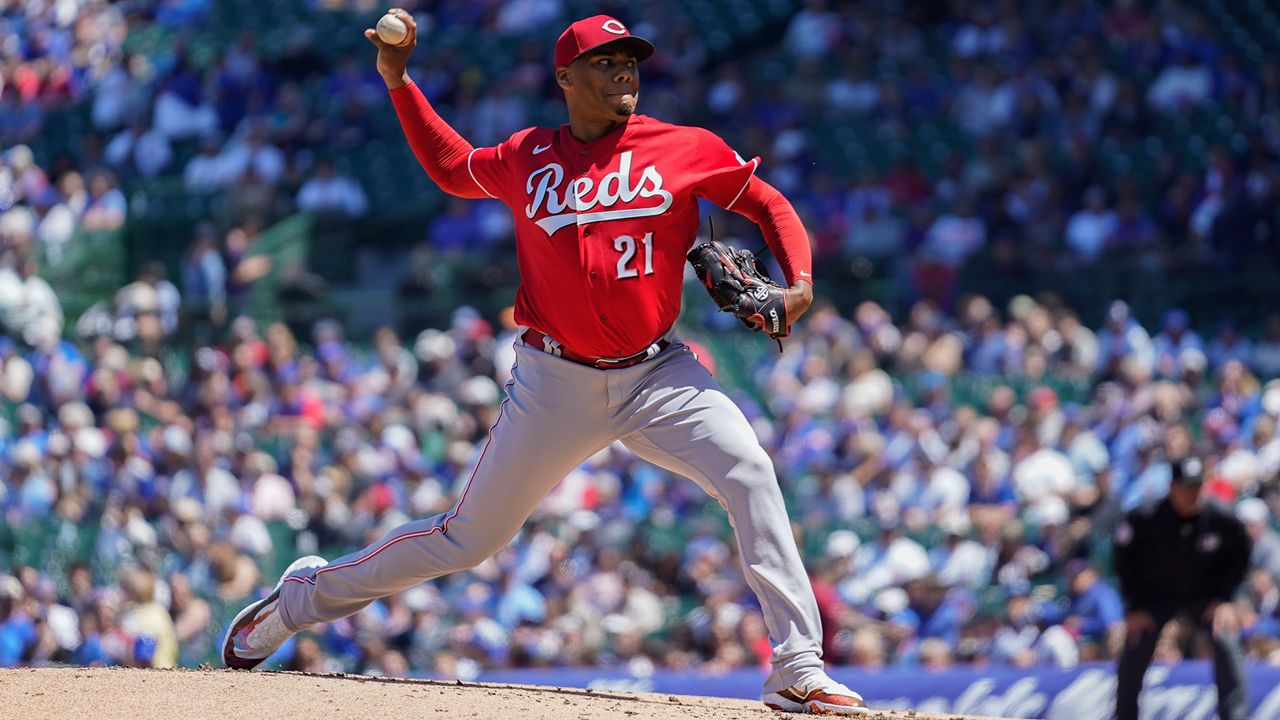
<box><xmin>688</xmin><ymin>240</ymin><xmax>790</xmax><ymax>339</ymax></box>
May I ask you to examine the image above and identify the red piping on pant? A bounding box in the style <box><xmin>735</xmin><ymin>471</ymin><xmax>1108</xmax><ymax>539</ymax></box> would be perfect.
<box><xmin>284</xmin><ymin>360</ymin><xmax>519</xmax><ymax>588</ymax></box>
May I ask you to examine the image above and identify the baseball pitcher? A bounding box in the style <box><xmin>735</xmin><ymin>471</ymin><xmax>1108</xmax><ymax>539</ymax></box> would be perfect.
<box><xmin>223</xmin><ymin>11</ymin><xmax>868</xmax><ymax>715</ymax></box>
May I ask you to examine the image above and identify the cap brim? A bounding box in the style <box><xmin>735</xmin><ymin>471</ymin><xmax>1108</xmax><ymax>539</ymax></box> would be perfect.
<box><xmin>568</xmin><ymin>36</ymin><xmax>655</xmax><ymax>66</ymax></box>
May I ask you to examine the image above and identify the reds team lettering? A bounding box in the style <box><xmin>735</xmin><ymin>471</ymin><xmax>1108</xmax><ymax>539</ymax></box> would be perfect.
<box><xmin>525</xmin><ymin>151</ymin><xmax>673</xmax><ymax>235</ymax></box>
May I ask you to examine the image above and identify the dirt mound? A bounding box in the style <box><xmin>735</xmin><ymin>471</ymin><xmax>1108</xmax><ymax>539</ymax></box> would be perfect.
<box><xmin>0</xmin><ymin>667</ymin><xmax>998</xmax><ymax>720</ymax></box>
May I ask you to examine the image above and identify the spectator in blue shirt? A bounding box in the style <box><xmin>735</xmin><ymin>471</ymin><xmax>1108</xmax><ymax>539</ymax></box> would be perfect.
<box><xmin>1061</xmin><ymin>561</ymin><xmax>1124</xmax><ymax>647</ymax></box>
<box><xmin>970</xmin><ymin>452</ymin><xmax>1017</xmax><ymax>508</ymax></box>
<box><xmin>0</xmin><ymin>578</ymin><xmax>36</xmax><ymax>667</ymax></box>
<box><xmin>901</xmin><ymin>576</ymin><xmax>965</xmax><ymax>648</ymax></box>
<box><xmin>428</xmin><ymin>197</ymin><xmax>482</xmax><ymax>254</ymax></box>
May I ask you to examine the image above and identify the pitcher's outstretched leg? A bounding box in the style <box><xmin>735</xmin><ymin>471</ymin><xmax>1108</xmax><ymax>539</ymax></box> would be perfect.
<box><xmin>224</xmin><ymin>346</ymin><xmax>611</xmax><ymax>669</ymax></box>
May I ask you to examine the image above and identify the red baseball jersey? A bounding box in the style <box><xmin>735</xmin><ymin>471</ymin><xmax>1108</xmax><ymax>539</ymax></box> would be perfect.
<box><xmin>465</xmin><ymin>115</ymin><xmax>760</xmax><ymax>358</ymax></box>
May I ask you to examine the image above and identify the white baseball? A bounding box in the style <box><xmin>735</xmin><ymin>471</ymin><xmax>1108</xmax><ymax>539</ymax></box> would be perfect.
<box><xmin>376</xmin><ymin>14</ymin><xmax>409</xmax><ymax>46</ymax></box>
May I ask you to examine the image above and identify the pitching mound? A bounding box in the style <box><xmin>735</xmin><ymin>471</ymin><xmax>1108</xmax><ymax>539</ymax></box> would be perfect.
<box><xmin>0</xmin><ymin>667</ymin><xmax>999</xmax><ymax>720</ymax></box>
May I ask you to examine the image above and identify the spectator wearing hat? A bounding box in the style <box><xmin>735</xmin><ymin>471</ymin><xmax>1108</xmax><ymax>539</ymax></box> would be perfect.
<box><xmin>0</xmin><ymin>574</ymin><xmax>34</xmax><ymax>666</ymax></box>
<box><xmin>1112</xmin><ymin>457</ymin><xmax>1252</xmax><ymax>720</ymax></box>
<box><xmin>1236</xmin><ymin>498</ymin><xmax>1280</xmax><ymax>582</ymax></box>
<box><xmin>899</xmin><ymin>575</ymin><xmax>965</xmax><ymax>651</ymax></box>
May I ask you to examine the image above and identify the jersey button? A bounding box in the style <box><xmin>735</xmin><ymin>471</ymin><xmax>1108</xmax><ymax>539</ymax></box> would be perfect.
<box><xmin>599</xmin><ymin>314</ymin><xmax>608</xmax><ymax>321</ymax></box>
<box><xmin>589</xmin><ymin>271</ymin><xmax>598</xmax><ymax>280</ymax></box>
<box><xmin>580</xmin><ymin>149</ymin><xmax>589</xmax><ymax>156</ymax></box>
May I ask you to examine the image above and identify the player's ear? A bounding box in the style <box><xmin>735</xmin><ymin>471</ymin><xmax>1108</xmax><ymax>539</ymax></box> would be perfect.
<box><xmin>555</xmin><ymin>67</ymin><xmax>571</xmax><ymax>89</ymax></box>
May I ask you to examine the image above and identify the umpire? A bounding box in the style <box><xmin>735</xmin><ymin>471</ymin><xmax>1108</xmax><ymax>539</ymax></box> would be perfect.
<box><xmin>1112</xmin><ymin>457</ymin><xmax>1252</xmax><ymax>720</ymax></box>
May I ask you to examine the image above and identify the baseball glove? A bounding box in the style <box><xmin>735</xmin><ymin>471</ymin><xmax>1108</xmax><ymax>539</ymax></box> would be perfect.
<box><xmin>688</xmin><ymin>240</ymin><xmax>790</xmax><ymax>339</ymax></box>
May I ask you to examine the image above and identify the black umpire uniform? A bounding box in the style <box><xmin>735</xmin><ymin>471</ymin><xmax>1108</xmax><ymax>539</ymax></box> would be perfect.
<box><xmin>1112</xmin><ymin>457</ymin><xmax>1253</xmax><ymax>720</ymax></box>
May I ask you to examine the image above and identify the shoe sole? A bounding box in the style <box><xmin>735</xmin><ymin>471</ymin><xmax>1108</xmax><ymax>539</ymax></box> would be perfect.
<box><xmin>763</xmin><ymin>693</ymin><xmax>871</xmax><ymax>715</ymax></box>
<box><xmin>221</xmin><ymin>589</ymin><xmax>280</xmax><ymax>670</ymax></box>
<box><xmin>221</xmin><ymin>555</ymin><xmax>327</xmax><ymax>670</ymax></box>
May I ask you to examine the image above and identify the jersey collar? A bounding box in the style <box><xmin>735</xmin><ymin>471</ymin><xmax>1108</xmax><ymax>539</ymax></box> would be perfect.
<box><xmin>558</xmin><ymin>114</ymin><xmax>641</xmax><ymax>156</ymax></box>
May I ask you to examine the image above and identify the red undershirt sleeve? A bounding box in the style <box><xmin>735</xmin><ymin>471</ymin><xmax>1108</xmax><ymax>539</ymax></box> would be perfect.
<box><xmin>728</xmin><ymin>175</ymin><xmax>813</xmax><ymax>287</ymax></box>
<box><xmin>388</xmin><ymin>81</ymin><xmax>495</xmax><ymax>200</ymax></box>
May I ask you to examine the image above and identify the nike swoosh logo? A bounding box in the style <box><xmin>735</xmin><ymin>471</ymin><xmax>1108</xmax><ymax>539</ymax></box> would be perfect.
<box><xmin>800</xmin><ymin>271</ymin><xmax>812</xmax><ymax>277</ymax></box>
<box><xmin>532</xmin><ymin>144</ymin><xmax>551</xmax><ymax>155</ymax></box>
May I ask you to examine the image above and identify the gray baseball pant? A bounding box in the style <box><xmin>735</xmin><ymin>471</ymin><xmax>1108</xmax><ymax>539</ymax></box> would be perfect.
<box><xmin>277</xmin><ymin>339</ymin><xmax>825</xmax><ymax>691</ymax></box>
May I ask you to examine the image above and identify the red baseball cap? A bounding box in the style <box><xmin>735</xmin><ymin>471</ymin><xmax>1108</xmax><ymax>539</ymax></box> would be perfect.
<box><xmin>554</xmin><ymin>15</ymin><xmax>654</xmax><ymax>69</ymax></box>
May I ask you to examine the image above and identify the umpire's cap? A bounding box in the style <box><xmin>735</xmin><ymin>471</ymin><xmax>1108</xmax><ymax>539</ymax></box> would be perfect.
<box><xmin>1171</xmin><ymin>456</ymin><xmax>1205</xmax><ymax>486</ymax></box>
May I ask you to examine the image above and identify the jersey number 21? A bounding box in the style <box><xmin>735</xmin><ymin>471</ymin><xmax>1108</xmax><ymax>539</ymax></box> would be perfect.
<box><xmin>614</xmin><ymin>233</ymin><xmax>654</xmax><ymax>279</ymax></box>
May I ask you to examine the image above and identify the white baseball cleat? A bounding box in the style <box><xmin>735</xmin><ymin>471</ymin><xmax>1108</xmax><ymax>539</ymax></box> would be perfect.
<box><xmin>222</xmin><ymin>555</ymin><xmax>327</xmax><ymax>670</ymax></box>
<box><xmin>763</xmin><ymin>673</ymin><xmax>871</xmax><ymax>715</ymax></box>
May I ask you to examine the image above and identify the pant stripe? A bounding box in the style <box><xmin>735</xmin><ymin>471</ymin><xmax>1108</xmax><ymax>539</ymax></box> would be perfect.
<box><xmin>285</xmin><ymin>369</ymin><xmax>518</xmax><ymax>587</ymax></box>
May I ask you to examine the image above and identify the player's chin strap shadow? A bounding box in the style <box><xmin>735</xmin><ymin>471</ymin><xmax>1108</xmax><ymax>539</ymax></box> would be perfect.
<box><xmin>706</xmin><ymin>216</ymin><xmax>783</xmax><ymax>354</ymax></box>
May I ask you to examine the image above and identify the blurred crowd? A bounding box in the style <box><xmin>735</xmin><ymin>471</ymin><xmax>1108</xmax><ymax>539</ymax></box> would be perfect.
<box><xmin>0</xmin><ymin>0</ymin><xmax>371</xmax><ymax>261</ymax></box>
<box><xmin>4</xmin><ymin>0</ymin><xmax>1280</xmax><ymax>292</ymax></box>
<box><xmin>0</xmin><ymin>0</ymin><xmax>127</xmax><ymax>140</ymax></box>
<box><xmin>718</xmin><ymin>0</ymin><xmax>1280</xmax><ymax>299</ymax></box>
<box><xmin>0</xmin><ymin>0</ymin><xmax>144</xmax><ymax>278</ymax></box>
<box><xmin>0</xmin><ymin>138</ymin><xmax>278</xmax><ymax>353</ymax></box>
<box><xmin>758</xmin><ymin>295</ymin><xmax>1280</xmax><ymax>670</ymax></box>
<box><xmin>2</xmin><ymin>291</ymin><xmax>1280</xmax><ymax>675</ymax></box>
<box><xmin>3</xmin><ymin>0</ymin><xmax>1280</xmax><ymax>683</ymax></box>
